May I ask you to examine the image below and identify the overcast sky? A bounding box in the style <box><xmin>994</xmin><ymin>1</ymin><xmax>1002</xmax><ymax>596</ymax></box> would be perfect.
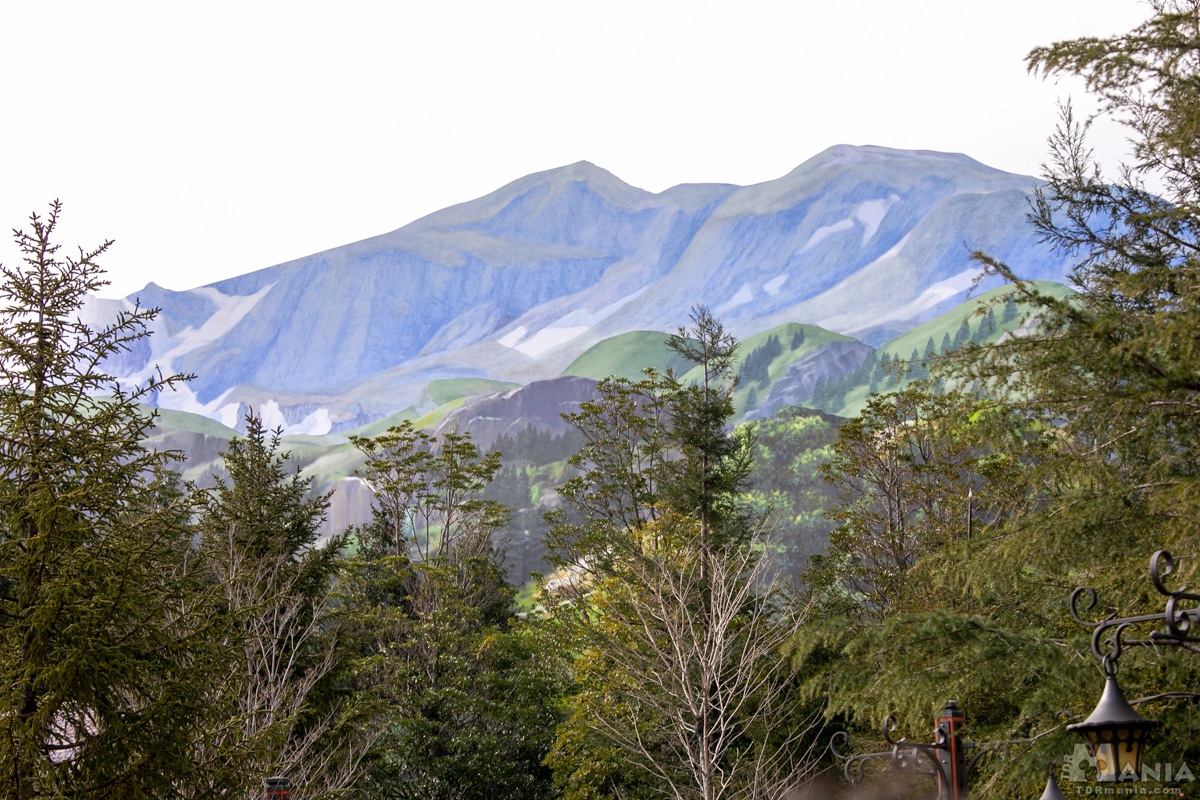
<box><xmin>3</xmin><ymin>1</ymin><xmax>1151</xmax><ymax>298</ymax></box>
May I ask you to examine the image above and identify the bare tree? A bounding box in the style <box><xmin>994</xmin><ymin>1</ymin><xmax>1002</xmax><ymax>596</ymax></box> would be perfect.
<box><xmin>579</xmin><ymin>514</ymin><xmax>822</xmax><ymax>800</ymax></box>
<box><xmin>545</xmin><ymin>308</ymin><xmax>826</xmax><ymax>799</ymax></box>
<box><xmin>193</xmin><ymin>416</ymin><xmax>370</xmax><ymax>800</ymax></box>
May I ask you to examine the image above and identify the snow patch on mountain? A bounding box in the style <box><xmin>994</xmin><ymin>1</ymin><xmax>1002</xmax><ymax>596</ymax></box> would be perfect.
<box><xmin>718</xmin><ymin>285</ymin><xmax>754</xmax><ymax>313</ymax></box>
<box><xmin>802</xmin><ymin>219</ymin><xmax>854</xmax><ymax>252</ymax></box>
<box><xmin>120</xmin><ymin>284</ymin><xmax>276</xmax><ymax>387</ymax></box>
<box><xmin>289</xmin><ymin>406</ymin><xmax>334</xmax><ymax>436</ymax></box>
<box><xmin>876</xmin><ymin>231</ymin><xmax>912</xmax><ymax>262</ymax></box>
<box><xmin>253</xmin><ymin>400</ymin><xmax>333</xmax><ymax>436</ymax></box>
<box><xmin>910</xmin><ymin>268</ymin><xmax>983</xmax><ymax>310</ymax></box>
<box><xmin>165</xmin><ymin>285</ymin><xmax>274</xmax><ymax>355</ymax></box>
<box><xmin>553</xmin><ymin>289</ymin><xmax>648</xmax><ymax>327</ymax></box>
<box><xmin>854</xmin><ymin>196</ymin><xmax>899</xmax><ymax>242</ymax></box>
<box><xmin>515</xmin><ymin>326</ymin><xmax>589</xmax><ymax>357</ymax></box>
<box><xmin>217</xmin><ymin>403</ymin><xmax>241</xmax><ymax>429</ymax></box>
<box><xmin>832</xmin><ymin>267</ymin><xmax>984</xmax><ymax>334</ymax></box>
<box><xmin>153</xmin><ymin>381</ymin><xmax>234</xmax><ymax>420</ymax></box>
<box><xmin>498</xmin><ymin>326</ymin><xmax>527</xmax><ymax>348</ymax></box>
<box><xmin>763</xmin><ymin>274</ymin><xmax>787</xmax><ymax>295</ymax></box>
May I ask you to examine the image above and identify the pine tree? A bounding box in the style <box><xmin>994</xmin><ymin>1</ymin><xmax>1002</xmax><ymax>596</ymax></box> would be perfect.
<box><xmin>1000</xmin><ymin>293</ymin><xmax>1018</xmax><ymax>325</ymax></box>
<box><xmin>952</xmin><ymin>318</ymin><xmax>971</xmax><ymax>349</ymax></box>
<box><xmin>803</xmin><ymin>6</ymin><xmax>1200</xmax><ymax>796</ymax></box>
<box><xmin>195</xmin><ymin>414</ymin><xmax>364</xmax><ymax>800</ymax></box>
<box><xmin>0</xmin><ymin>203</ymin><xmax>228</xmax><ymax>797</ymax></box>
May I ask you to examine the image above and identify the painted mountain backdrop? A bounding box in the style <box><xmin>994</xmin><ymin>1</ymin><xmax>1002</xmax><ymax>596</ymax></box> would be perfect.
<box><xmin>84</xmin><ymin>144</ymin><xmax>1070</xmax><ymax>435</ymax></box>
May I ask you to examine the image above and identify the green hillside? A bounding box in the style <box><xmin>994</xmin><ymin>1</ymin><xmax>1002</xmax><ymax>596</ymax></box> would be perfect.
<box><xmin>827</xmin><ymin>281</ymin><xmax>1076</xmax><ymax>416</ymax></box>
<box><xmin>878</xmin><ymin>281</ymin><xmax>1074</xmax><ymax>361</ymax></box>
<box><xmin>725</xmin><ymin>323</ymin><xmax>855</xmax><ymax>415</ymax></box>
<box><xmin>560</xmin><ymin>330</ymin><xmax>692</xmax><ymax>381</ymax></box>
<box><xmin>149</xmin><ymin>407</ymin><xmax>238</xmax><ymax>440</ymax></box>
<box><xmin>424</xmin><ymin>377</ymin><xmax>519</xmax><ymax>406</ymax></box>
<box><xmin>342</xmin><ymin>408</ymin><xmax>418</xmax><ymax>439</ymax></box>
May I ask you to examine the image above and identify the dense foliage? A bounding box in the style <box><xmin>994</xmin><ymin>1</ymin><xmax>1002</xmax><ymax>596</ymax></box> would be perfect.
<box><xmin>341</xmin><ymin>422</ymin><xmax>565</xmax><ymax>799</ymax></box>
<box><xmin>801</xmin><ymin>3</ymin><xmax>1200</xmax><ymax>797</ymax></box>
<box><xmin>9</xmin><ymin>6</ymin><xmax>1200</xmax><ymax>799</ymax></box>
<box><xmin>0</xmin><ymin>203</ymin><xmax>221</xmax><ymax>798</ymax></box>
<box><xmin>542</xmin><ymin>308</ymin><xmax>823</xmax><ymax>800</ymax></box>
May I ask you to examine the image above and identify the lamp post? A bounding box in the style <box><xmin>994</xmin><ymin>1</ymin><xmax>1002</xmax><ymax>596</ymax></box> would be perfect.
<box><xmin>829</xmin><ymin>550</ymin><xmax>1195</xmax><ymax>797</ymax></box>
<box><xmin>1067</xmin><ymin>549</ymin><xmax>1199</xmax><ymax>782</ymax></box>
<box><xmin>829</xmin><ymin>700</ymin><xmax>1028</xmax><ymax>800</ymax></box>
<box><xmin>264</xmin><ymin>776</ymin><xmax>290</xmax><ymax>800</ymax></box>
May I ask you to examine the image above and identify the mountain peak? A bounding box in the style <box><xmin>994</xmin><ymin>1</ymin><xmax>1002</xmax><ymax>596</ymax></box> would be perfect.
<box><xmin>401</xmin><ymin>159</ymin><xmax>657</xmax><ymax>233</ymax></box>
<box><xmin>510</xmin><ymin>160</ymin><xmax>655</xmax><ymax>206</ymax></box>
<box><xmin>793</xmin><ymin>144</ymin><xmax>1018</xmax><ymax>181</ymax></box>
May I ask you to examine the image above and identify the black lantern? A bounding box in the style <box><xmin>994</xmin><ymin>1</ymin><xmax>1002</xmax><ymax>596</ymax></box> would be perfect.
<box><xmin>1037</xmin><ymin>771</ymin><xmax>1068</xmax><ymax>800</ymax></box>
<box><xmin>1067</xmin><ymin>674</ymin><xmax>1159</xmax><ymax>782</ymax></box>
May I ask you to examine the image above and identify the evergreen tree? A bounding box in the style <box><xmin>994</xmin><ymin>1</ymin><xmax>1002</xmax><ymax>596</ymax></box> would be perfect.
<box><xmin>195</xmin><ymin>414</ymin><xmax>364</xmax><ymax>800</ymax></box>
<box><xmin>971</xmin><ymin>307</ymin><xmax>997</xmax><ymax>344</ymax></box>
<box><xmin>0</xmin><ymin>203</ymin><xmax>227</xmax><ymax>797</ymax></box>
<box><xmin>952</xmin><ymin>317</ymin><xmax>972</xmax><ymax>349</ymax></box>
<box><xmin>343</xmin><ymin>423</ymin><xmax>564</xmax><ymax>799</ymax></box>
<box><xmin>1000</xmin><ymin>293</ymin><xmax>1018</xmax><ymax>325</ymax></box>
<box><xmin>802</xmin><ymin>5</ymin><xmax>1200</xmax><ymax>796</ymax></box>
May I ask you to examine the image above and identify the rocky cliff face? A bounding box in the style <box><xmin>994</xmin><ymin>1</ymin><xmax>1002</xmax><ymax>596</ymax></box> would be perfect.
<box><xmin>748</xmin><ymin>340</ymin><xmax>874</xmax><ymax>419</ymax></box>
<box><xmin>434</xmin><ymin>376</ymin><xmax>599</xmax><ymax>453</ymax></box>
<box><xmin>89</xmin><ymin>146</ymin><xmax>1073</xmax><ymax>434</ymax></box>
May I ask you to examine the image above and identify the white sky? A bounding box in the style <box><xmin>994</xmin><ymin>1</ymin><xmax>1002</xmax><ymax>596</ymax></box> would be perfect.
<box><xmin>2</xmin><ymin>1</ymin><xmax>1151</xmax><ymax>298</ymax></box>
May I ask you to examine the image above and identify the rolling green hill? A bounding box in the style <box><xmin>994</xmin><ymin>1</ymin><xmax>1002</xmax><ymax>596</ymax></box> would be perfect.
<box><xmin>561</xmin><ymin>330</ymin><xmax>693</xmax><ymax>381</ymax></box>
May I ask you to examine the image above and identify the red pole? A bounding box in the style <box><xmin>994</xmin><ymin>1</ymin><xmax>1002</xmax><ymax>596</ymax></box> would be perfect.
<box><xmin>264</xmin><ymin>776</ymin><xmax>290</xmax><ymax>800</ymax></box>
<box><xmin>935</xmin><ymin>701</ymin><xmax>966</xmax><ymax>800</ymax></box>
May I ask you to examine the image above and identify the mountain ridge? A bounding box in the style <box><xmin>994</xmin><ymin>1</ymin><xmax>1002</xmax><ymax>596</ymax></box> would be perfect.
<box><xmin>83</xmin><ymin>145</ymin><xmax>1073</xmax><ymax>434</ymax></box>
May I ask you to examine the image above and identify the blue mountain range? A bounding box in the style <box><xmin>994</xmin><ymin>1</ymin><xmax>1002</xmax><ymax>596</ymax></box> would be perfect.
<box><xmin>83</xmin><ymin>145</ymin><xmax>1071</xmax><ymax>434</ymax></box>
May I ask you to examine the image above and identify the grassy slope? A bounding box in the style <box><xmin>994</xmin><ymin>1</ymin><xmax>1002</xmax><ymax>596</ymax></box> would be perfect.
<box><xmin>728</xmin><ymin>323</ymin><xmax>854</xmax><ymax>415</ymax></box>
<box><xmin>424</xmin><ymin>378</ymin><xmax>519</xmax><ymax>406</ymax></box>
<box><xmin>835</xmin><ymin>281</ymin><xmax>1076</xmax><ymax>415</ymax></box>
<box><xmin>560</xmin><ymin>330</ymin><xmax>692</xmax><ymax>381</ymax></box>
<box><xmin>878</xmin><ymin>281</ymin><xmax>1073</xmax><ymax>360</ymax></box>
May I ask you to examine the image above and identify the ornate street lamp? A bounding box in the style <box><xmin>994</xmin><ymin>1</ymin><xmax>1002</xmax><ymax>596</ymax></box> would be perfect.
<box><xmin>264</xmin><ymin>776</ymin><xmax>291</xmax><ymax>800</ymax></box>
<box><xmin>1066</xmin><ymin>671</ymin><xmax>1158</xmax><ymax>782</ymax></box>
<box><xmin>1068</xmin><ymin>549</ymin><xmax>1200</xmax><ymax>782</ymax></box>
<box><xmin>829</xmin><ymin>700</ymin><xmax>1030</xmax><ymax>800</ymax></box>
